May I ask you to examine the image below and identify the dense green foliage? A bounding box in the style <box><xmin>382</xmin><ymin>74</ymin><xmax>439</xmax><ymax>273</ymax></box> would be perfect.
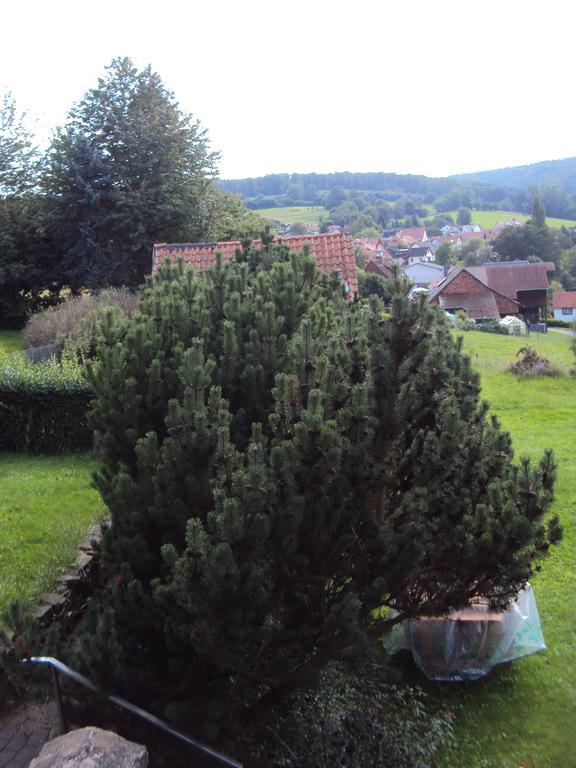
<box><xmin>73</xmin><ymin>241</ymin><xmax>560</xmax><ymax>747</ymax></box>
<box><xmin>0</xmin><ymin>353</ymin><xmax>92</xmax><ymax>452</ymax></box>
<box><xmin>250</xmin><ymin>662</ymin><xmax>453</xmax><ymax>767</ymax></box>
<box><xmin>45</xmin><ymin>57</ymin><xmax>219</xmax><ymax>289</ymax></box>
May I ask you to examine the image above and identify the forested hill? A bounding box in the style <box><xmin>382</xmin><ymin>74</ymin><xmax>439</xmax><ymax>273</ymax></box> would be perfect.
<box><xmin>218</xmin><ymin>163</ymin><xmax>576</xmax><ymax>220</ymax></box>
<box><xmin>219</xmin><ymin>171</ymin><xmax>455</xmax><ymax>199</ymax></box>
<box><xmin>453</xmin><ymin>157</ymin><xmax>576</xmax><ymax>194</ymax></box>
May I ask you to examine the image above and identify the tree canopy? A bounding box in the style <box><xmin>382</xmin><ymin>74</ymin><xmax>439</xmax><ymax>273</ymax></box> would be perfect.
<box><xmin>45</xmin><ymin>57</ymin><xmax>219</xmax><ymax>287</ymax></box>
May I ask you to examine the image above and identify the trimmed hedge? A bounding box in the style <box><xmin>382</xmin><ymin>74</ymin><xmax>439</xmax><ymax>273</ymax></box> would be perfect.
<box><xmin>0</xmin><ymin>354</ymin><xmax>93</xmax><ymax>453</ymax></box>
<box><xmin>548</xmin><ymin>319</ymin><xmax>575</xmax><ymax>329</ymax></box>
<box><xmin>473</xmin><ymin>321</ymin><xmax>509</xmax><ymax>335</ymax></box>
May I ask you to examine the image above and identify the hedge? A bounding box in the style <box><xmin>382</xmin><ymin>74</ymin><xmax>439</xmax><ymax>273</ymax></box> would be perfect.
<box><xmin>0</xmin><ymin>353</ymin><xmax>93</xmax><ymax>453</ymax></box>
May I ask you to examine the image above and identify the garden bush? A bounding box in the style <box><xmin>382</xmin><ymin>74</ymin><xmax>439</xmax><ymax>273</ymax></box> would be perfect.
<box><xmin>70</xmin><ymin>243</ymin><xmax>561</xmax><ymax>747</ymax></box>
<box><xmin>22</xmin><ymin>288</ymin><xmax>139</xmax><ymax>351</ymax></box>
<box><xmin>0</xmin><ymin>352</ymin><xmax>93</xmax><ymax>452</ymax></box>
<box><xmin>508</xmin><ymin>346</ymin><xmax>561</xmax><ymax>377</ymax></box>
<box><xmin>247</xmin><ymin>661</ymin><xmax>453</xmax><ymax>768</ymax></box>
<box><xmin>473</xmin><ymin>321</ymin><xmax>509</xmax><ymax>335</ymax></box>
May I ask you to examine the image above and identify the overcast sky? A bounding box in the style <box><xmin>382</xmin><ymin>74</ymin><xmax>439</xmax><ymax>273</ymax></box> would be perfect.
<box><xmin>2</xmin><ymin>0</ymin><xmax>575</xmax><ymax>180</ymax></box>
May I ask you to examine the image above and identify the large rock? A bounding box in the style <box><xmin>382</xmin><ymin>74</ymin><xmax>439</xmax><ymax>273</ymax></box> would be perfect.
<box><xmin>29</xmin><ymin>726</ymin><xmax>149</xmax><ymax>767</ymax></box>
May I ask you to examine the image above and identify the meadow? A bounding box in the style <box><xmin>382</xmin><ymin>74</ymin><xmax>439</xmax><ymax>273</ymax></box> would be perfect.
<box><xmin>438</xmin><ymin>209</ymin><xmax>576</xmax><ymax>230</ymax></box>
<box><xmin>254</xmin><ymin>205</ymin><xmax>329</xmax><ymax>225</ymax></box>
<box><xmin>433</xmin><ymin>329</ymin><xmax>576</xmax><ymax>767</ymax></box>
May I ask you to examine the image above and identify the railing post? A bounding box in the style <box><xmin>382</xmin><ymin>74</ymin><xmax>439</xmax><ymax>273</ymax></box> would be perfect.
<box><xmin>50</xmin><ymin>665</ymin><xmax>68</xmax><ymax>735</ymax></box>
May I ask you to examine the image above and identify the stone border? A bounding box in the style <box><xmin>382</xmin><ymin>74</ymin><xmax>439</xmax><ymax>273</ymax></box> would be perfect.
<box><xmin>34</xmin><ymin>518</ymin><xmax>108</xmax><ymax>625</ymax></box>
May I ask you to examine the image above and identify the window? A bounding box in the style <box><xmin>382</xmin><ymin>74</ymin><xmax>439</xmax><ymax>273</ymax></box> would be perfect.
<box><xmin>562</xmin><ymin>307</ymin><xmax>573</xmax><ymax>315</ymax></box>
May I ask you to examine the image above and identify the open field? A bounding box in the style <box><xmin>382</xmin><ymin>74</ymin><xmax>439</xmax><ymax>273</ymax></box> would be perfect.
<box><xmin>0</xmin><ymin>453</ymin><xmax>103</xmax><ymax>615</ymax></box>
<box><xmin>436</xmin><ymin>209</ymin><xmax>576</xmax><ymax>230</ymax></box>
<box><xmin>254</xmin><ymin>205</ymin><xmax>329</xmax><ymax>225</ymax></box>
<box><xmin>430</xmin><ymin>329</ymin><xmax>576</xmax><ymax>767</ymax></box>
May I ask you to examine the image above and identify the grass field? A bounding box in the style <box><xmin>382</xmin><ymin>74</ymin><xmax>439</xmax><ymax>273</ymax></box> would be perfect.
<box><xmin>0</xmin><ymin>330</ymin><xmax>23</xmax><ymax>354</ymax></box>
<box><xmin>0</xmin><ymin>453</ymin><xmax>103</xmax><ymax>615</ymax></box>
<box><xmin>437</xmin><ymin>210</ymin><xmax>576</xmax><ymax>230</ymax></box>
<box><xmin>254</xmin><ymin>205</ymin><xmax>329</xmax><ymax>226</ymax></box>
<box><xmin>428</xmin><ymin>329</ymin><xmax>576</xmax><ymax>767</ymax></box>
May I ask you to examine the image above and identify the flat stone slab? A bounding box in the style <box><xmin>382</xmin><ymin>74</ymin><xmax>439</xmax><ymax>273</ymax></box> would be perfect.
<box><xmin>29</xmin><ymin>726</ymin><xmax>149</xmax><ymax>767</ymax></box>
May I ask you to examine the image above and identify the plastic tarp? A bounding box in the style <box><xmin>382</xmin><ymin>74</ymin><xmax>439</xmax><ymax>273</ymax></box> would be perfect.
<box><xmin>383</xmin><ymin>584</ymin><xmax>545</xmax><ymax>681</ymax></box>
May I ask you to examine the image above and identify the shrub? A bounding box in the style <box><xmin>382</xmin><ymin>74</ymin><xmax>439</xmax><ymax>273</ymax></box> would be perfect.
<box><xmin>473</xmin><ymin>321</ymin><xmax>509</xmax><ymax>335</ymax></box>
<box><xmin>22</xmin><ymin>288</ymin><xmax>139</xmax><ymax>351</ymax></box>
<box><xmin>71</xmin><ymin>245</ymin><xmax>561</xmax><ymax>742</ymax></box>
<box><xmin>508</xmin><ymin>346</ymin><xmax>561</xmax><ymax>377</ymax></box>
<box><xmin>247</xmin><ymin>662</ymin><xmax>453</xmax><ymax>767</ymax></box>
<box><xmin>0</xmin><ymin>352</ymin><xmax>93</xmax><ymax>452</ymax></box>
<box><xmin>548</xmin><ymin>319</ymin><xmax>576</xmax><ymax>330</ymax></box>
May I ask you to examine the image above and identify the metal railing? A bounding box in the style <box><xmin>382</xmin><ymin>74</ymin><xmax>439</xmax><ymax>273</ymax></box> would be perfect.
<box><xmin>22</xmin><ymin>656</ymin><xmax>242</xmax><ymax>768</ymax></box>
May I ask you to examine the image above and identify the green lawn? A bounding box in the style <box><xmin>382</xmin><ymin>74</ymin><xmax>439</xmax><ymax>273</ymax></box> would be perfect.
<box><xmin>431</xmin><ymin>330</ymin><xmax>576</xmax><ymax>767</ymax></box>
<box><xmin>0</xmin><ymin>453</ymin><xmax>103</xmax><ymax>615</ymax></box>
<box><xmin>435</xmin><ymin>210</ymin><xmax>576</xmax><ymax>230</ymax></box>
<box><xmin>0</xmin><ymin>330</ymin><xmax>23</xmax><ymax>354</ymax></box>
<box><xmin>254</xmin><ymin>205</ymin><xmax>329</xmax><ymax>226</ymax></box>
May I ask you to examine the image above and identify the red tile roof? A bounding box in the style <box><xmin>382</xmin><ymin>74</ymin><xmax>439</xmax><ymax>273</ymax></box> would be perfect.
<box><xmin>553</xmin><ymin>291</ymin><xmax>576</xmax><ymax>309</ymax></box>
<box><xmin>365</xmin><ymin>259</ymin><xmax>394</xmax><ymax>279</ymax></box>
<box><xmin>397</xmin><ymin>227</ymin><xmax>427</xmax><ymax>243</ymax></box>
<box><xmin>152</xmin><ymin>233</ymin><xmax>358</xmax><ymax>297</ymax></box>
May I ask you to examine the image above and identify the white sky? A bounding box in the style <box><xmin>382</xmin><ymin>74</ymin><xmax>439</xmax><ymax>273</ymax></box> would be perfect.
<box><xmin>1</xmin><ymin>0</ymin><xmax>575</xmax><ymax>180</ymax></box>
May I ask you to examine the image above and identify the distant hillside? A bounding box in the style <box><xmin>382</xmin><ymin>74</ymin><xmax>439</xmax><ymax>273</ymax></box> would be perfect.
<box><xmin>219</xmin><ymin>164</ymin><xmax>576</xmax><ymax>222</ymax></box>
<box><xmin>454</xmin><ymin>157</ymin><xmax>576</xmax><ymax>194</ymax></box>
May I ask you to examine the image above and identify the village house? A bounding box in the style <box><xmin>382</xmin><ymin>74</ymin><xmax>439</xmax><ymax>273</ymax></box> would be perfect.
<box><xmin>389</xmin><ymin>244</ymin><xmax>435</xmax><ymax>265</ymax></box>
<box><xmin>353</xmin><ymin>237</ymin><xmax>392</xmax><ymax>262</ymax></box>
<box><xmin>552</xmin><ymin>291</ymin><xmax>576</xmax><ymax>322</ymax></box>
<box><xmin>152</xmin><ymin>232</ymin><xmax>359</xmax><ymax>297</ymax></box>
<box><xmin>428</xmin><ymin>261</ymin><xmax>554</xmax><ymax>322</ymax></box>
<box><xmin>403</xmin><ymin>261</ymin><xmax>447</xmax><ymax>288</ymax></box>
<box><xmin>365</xmin><ymin>257</ymin><xmax>394</xmax><ymax>280</ymax></box>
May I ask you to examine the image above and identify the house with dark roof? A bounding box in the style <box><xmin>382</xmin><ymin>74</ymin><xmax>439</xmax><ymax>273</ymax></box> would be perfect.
<box><xmin>428</xmin><ymin>261</ymin><xmax>554</xmax><ymax>322</ymax></box>
<box><xmin>152</xmin><ymin>232</ymin><xmax>358</xmax><ymax>297</ymax></box>
<box><xmin>552</xmin><ymin>291</ymin><xmax>576</xmax><ymax>322</ymax></box>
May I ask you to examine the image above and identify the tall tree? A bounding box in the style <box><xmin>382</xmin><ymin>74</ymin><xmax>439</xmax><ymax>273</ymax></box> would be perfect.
<box><xmin>46</xmin><ymin>57</ymin><xmax>219</xmax><ymax>287</ymax></box>
<box><xmin>0</xmin><ymin>91</ymin><xmax>38</xmax><ymax>195</ymax></box>
<box><xmin>531</xmin><ymin>196</ymin><xmax>546</xmax><ymax>229</ymax></box>
<box><xmin>0</xmin><ymin>92</ymin><xmax>57</xmax><ymax>326</ymax></box>
<box><xmin>47</xmin><ymin>136</ymin><xmax>124</xmax><ymax>291</ymax></box>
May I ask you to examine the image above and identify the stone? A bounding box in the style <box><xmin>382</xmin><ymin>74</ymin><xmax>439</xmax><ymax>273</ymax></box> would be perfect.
<box><xmin>76</xmin><ymin>552</ymin><xmax>93</xmax><ymax>570</ymax></box>
<box><xmin>28</xmin><ymin>726</ymin><xmax>149</xmax><ymax>767</ymax></box>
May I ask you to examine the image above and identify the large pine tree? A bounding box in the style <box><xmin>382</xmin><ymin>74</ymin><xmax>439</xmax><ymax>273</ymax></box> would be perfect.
<box><xmin>77</xmin><ymin>244</ymin><xmax>561</xmax><ymax>739</ymax></box>
<box><xmin>45</xmin><ymin>57</ymin><xmax>219</xmax><ymax>287</ymax></box>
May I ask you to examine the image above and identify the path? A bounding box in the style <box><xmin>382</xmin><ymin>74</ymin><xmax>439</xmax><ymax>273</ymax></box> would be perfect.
<box><xmin>0</xmin><ymin>700</ymin><xmax>56</xmax><ymax>767</ymax></box>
